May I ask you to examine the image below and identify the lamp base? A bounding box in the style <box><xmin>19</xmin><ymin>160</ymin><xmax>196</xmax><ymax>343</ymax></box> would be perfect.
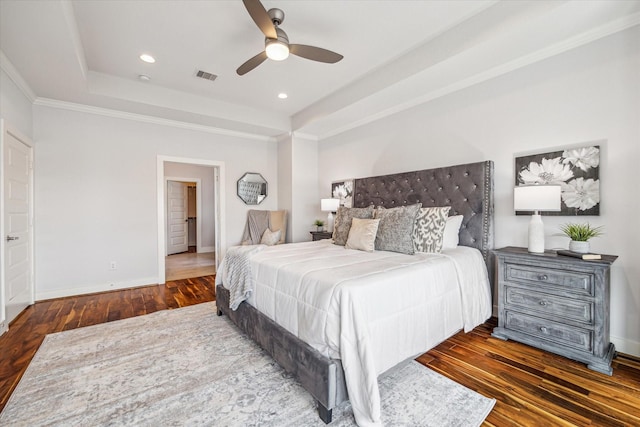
<box><xmin>326</xmin><ymin>212</ymin><xmax>335</xmax><ymax>233</ymax></box>
<box><xmin>528</xmin><ymin>213</ymin><xmax>545</xmax><ymax>253</ymax></box>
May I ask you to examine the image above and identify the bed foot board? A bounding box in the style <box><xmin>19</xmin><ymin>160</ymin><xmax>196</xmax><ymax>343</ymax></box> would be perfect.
<box><xmin>215</xmin><ymin>285</ymin><xmax>347</xmax><ymax>425</ymax></box>
<box><xmin>317</xmin><ymin>402</ymin><xmax>332</xmax><ymax>424</ymax></box>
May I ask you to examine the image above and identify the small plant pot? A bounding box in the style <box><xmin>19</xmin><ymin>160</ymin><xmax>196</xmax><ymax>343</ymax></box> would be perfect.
<box><xmin>316</xmin><ymin>226</ymin><xmax>323</xmax><ymax>232</ymax></box>
<box><xmin>569</xmin><ymin>240</ymin><xmax>590</xmax><ymax>253</ymax></box>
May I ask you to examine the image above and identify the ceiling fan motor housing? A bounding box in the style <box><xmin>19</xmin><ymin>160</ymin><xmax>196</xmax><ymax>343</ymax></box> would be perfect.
<box><xmin>267</xmin><ymin>8</ymin><xmax>285</xmax><ymax>25</ymax></box>
<box><xmin>267</xmin><ymin>27</ymin><xmax>289</xmax><ymax>45</ymax></box>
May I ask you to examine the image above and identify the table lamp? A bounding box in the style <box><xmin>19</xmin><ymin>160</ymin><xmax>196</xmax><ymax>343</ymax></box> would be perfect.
<box><xmin>514</xmin><ymin>184</ymin><xmax>561</xmax><ymax>253</ymax></box>
<box><xmin>321</xmin><ymin>198</ymin><xmax>340</xmax><ymax>233</ymax></box>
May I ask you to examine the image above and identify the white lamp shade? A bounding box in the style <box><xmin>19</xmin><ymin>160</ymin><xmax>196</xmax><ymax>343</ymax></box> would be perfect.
<box><xmin>514</xmin><ymin>185</ymin><xmax>561</xmax><ymax>212</ymax></box>
<box><xmin>321</xmin><ymin>198</ymin><xmax>340</xmax><ymax>212</ymax></box>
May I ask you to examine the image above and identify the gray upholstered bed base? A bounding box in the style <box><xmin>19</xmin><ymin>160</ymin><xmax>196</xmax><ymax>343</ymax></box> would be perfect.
<box><xmin>216</xmin><ymin>285</ymin><xmax>347</xmax><ymax>423</ymax></box>
<box><xmin>216</xmin><ymin>160</ymin><xmax>494</xmax><ymax>424</ymax></box>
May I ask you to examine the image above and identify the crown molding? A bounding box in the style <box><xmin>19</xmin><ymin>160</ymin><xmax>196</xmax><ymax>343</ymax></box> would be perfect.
<box><xmin>33</xmin><ymin>98</ymin><xmax>276</xmax><ymax>142</ymax></box>
<box><xmin>316</xmin><ymin>12</ymin><xmax>640</xmax><ymax>140</ymax></box>
<box><xmin>291</xmin><ymin>131</ymin><xmax>318</xmax><ymax>141</ymax></box>
<box><xmin>0</xmin><ymin>51</ymin><xmax>37</xmax><ymax>103</ymax></box>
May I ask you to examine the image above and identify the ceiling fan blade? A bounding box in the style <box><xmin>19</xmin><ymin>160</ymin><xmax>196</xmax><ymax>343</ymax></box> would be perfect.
<box><xmin>242</xmin><ymin>0</ymin><xmax>277</xmax><ymax>39</ymax></box>
<box><xmin>289</xmin><ymin>45</ymin><xmax>343</xmax><ymax>63</ymax></box>
<box><xmin>236</xmin><ymin>51</ymin><xmax>268</xmax><ymax>75</ymax></box>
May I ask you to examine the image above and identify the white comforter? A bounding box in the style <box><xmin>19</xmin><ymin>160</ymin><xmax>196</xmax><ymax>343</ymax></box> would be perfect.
<box><xmin>217</xmin><ymin>240</ymin><xmax>492</xmax><ymax>426</ymax></box>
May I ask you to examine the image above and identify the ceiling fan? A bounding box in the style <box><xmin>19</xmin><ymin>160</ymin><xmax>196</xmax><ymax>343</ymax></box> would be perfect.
<box><xmin>237</xmin><ymin>0</ymin><xmax>344</xmax><ymax>76</ymax></box>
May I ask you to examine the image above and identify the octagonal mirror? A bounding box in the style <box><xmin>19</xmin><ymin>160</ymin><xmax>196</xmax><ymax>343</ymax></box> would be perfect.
<box><xmin>237</xmin><ymin>172</ymin><xmax>267</xmax><ymax>205</ymax></box>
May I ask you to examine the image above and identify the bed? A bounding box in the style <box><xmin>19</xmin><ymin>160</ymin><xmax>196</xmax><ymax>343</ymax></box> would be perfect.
<box><xmin>215</xmin><ymin>160</ymin><xmax>494</xmax><ymax>426</ymax></box>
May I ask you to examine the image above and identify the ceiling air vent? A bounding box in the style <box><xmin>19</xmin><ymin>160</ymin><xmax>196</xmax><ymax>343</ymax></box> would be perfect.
<box><xmin>195</xmin><ymin>70</ymin><xmax>217</xmax><ymax>82</ymax></box>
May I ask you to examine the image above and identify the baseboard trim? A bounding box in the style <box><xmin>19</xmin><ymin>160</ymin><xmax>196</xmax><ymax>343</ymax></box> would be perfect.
<box><xmin>35</xmin><ymin>277</ymin><xmax>158</xmax><ymax>301</ymax></box>
<box><xmin>611</xmin><ymin>335</ymin><xmax>640</xmax><ymax>358</ymax></box>
<box><xmin>198</xmin><ymin>246</ymin><xmax>215</xmax><ymax>253</ymax></box>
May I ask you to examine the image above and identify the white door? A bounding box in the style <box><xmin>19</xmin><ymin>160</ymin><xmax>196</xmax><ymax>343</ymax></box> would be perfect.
<box><xmin>3</xmin><ymin>126</ymin><xmax>33</xmax><ymax>325</ymax></box>
<box><xmin>167</xmin><ymin>181</ymin><xmax>188</xmax><ymax>255</ymax></box>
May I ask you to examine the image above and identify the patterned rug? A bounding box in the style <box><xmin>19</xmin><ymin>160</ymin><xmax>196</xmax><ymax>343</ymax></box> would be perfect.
<box><xmin>1</xmin><ymin>302</ymin><xmax>495</xmax><ymax>426</ymax></box>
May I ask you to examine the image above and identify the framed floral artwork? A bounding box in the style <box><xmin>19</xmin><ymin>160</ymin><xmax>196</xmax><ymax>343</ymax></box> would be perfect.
<box><xmin>515</xmin><ymin>145</ymin><xmax>600</xmax><ymax>215</ymax></box>
<box><xmin>331</xmin><ymin>179</ymin><xmax>353</xmax><ymax>208</ymax></box>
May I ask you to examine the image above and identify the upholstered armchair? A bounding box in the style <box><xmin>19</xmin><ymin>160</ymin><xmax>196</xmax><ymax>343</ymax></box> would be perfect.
<box><xmin>241</xmin><ymin>210</ymin><xmax>287</xmax><ymax>245</ymax></box>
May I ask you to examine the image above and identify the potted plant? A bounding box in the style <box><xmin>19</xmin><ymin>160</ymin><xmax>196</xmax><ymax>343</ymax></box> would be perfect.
<box><xmin>313</xmin><ymin>219</ymin><xmax>325</xmax><ymax>232</ymax></box>
<box><xmin>559</xmin><ymin>223</ymin><xmax>604</xmax><ymax>253</ymax></box>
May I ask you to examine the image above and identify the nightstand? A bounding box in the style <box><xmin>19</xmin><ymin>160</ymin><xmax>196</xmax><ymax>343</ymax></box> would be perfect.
<box><xmin>492</xmin><ymin>246</ymin><xmax>618</xmax><ymax>375</ymax></box>
<box><xmin>310</xmin><ymin>231</ymin><xmax>333</xmax><ymax>241</ymax></box>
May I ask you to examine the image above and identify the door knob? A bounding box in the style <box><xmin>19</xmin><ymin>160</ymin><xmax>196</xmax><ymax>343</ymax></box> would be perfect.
<box><xmin>6</xmin><ymin>235</ymin><xmax>19</xmax><ymax>242</ymax></box>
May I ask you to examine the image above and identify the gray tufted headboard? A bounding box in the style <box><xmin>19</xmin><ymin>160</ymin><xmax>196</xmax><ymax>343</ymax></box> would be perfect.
<box><xmin>352</xmin><ymin>161</ymin><xmax>495</xmax><ymax>272</ymax></box>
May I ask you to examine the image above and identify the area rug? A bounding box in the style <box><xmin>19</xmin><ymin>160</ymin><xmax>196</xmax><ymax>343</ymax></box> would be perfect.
<box><xmin>0</xmin><ymin>302</ymin><xmax>495</xmax><ymax>426</ymax></box>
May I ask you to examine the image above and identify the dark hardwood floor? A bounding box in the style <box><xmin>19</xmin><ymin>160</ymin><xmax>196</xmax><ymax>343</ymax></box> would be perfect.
<box><xmin>417</xmin><ymin>320</ymin><xmax>640</xmax><ymax>426</ymax></box>
<box><xmin>1</xmin><ymin>275</ymin><xmax>639</xmax><ymax>426</ymax></box>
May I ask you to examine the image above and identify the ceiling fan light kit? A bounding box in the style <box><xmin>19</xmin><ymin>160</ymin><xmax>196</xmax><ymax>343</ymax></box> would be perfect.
<box><xmin>265</xmin><ymin>40</ymin><xmax>289</xmax><ymax>61</ymax></box>
<box><xmin>237</xmin><ymin>0</ymin><xmax>343</xmax><ymax>75</ymax></box>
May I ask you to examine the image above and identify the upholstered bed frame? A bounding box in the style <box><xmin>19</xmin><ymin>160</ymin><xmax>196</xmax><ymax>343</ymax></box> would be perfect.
<box><xmin>216</xmin><ymin>160</ymin><xmax>494</xmax><ymax>423</ymax></box>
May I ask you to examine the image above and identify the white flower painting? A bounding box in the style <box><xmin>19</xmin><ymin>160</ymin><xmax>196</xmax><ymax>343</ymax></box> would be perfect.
<box><xmin>562</xmin><ymin>146</ymin><xmax>600</xmax><ymax>172</ymax></box>
<box><xmin>516</xmin><ymin>145</ymin><xmax>600</xmax><ymax>215</ymax></box>
<box><xmin>331</xmin><ymin>180</ymin><xmax>353</xmax><ymax>208</ymax></box>
<box><xmin>518</xmin><ymin>157</ymin><xmax>574</xmax><ymax>185</ymax></box>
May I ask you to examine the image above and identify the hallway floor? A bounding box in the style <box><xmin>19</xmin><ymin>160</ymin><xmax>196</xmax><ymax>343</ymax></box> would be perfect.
<box><xmin>166</xmin><ymin>250</ymin><xmax>216</xmax><ymax>281</ymax></box>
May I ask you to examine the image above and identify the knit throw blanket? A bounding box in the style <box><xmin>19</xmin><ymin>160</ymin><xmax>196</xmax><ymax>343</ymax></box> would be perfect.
<box><xmin>219</xmin><ymin>244</ymin><xmax>266</xmax><ymax>310</ymax></box>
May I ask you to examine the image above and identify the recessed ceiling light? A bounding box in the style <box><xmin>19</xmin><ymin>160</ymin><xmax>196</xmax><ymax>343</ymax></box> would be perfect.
<box><xmin>139</xmin><ymin>54</ymin><xmax>155</xmax><ymax>63</ymax></box>
<box><xmin>138</xmin><ymin>74</ymin><xmax>151</xmax><ymax>82</ymax></box>
<box><xmin>278</xmin><ymin>93</ymin><xmax>288</xmax><ymax>99</ymax></box>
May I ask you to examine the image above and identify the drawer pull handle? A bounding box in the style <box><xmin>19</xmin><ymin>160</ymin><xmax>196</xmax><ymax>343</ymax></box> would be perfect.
<box><xmin>538</xmin><ymin>274</ymin><xmax>548</xmax><ymax>281</ymax></box>
<box><xmin>539</xmin><ymin>300</ymin><xmax>549</xmax><ymax>306</ymax></box>
<box><xmin>539</xmin><ymin>327</ymin><xmax>548</xmax><ymax>333</ymax></box>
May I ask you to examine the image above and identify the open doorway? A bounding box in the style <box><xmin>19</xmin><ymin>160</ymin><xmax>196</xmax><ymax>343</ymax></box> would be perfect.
<box><xmin>164</xmin><ymin>179</ymin><xmax>215</xmax><ymax>281</ymax></box>
<box><xmin>157</xmin><ymin>156</ymin><xmax>225</xmax><ymax>285</ymax></box>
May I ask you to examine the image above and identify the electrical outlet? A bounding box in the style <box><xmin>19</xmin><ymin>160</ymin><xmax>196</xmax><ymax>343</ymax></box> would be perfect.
<box><xmin>110</xmin><ymin>261</ymin><xmax>117</xmax><ymax>270</ymax></box>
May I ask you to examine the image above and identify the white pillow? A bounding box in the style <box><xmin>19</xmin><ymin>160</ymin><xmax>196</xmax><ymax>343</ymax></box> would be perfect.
<box><xmin>260</xmin><ymin>228</ymin><xmax>281</xmax><ymax>246</ymax></box>
<box><xmin>345</xmin><ymin>218</ymin><xmax>380</xmax><ymax>252</ymax></box>
<box><xmin>442</xmin><ymin>215</ymin><xmax>464</xmax><ymax>249</ymax></box>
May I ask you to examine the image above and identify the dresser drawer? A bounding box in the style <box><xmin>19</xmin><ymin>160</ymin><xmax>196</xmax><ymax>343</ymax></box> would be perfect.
<box><xmin>505</xmin><ymin>310</ymin><xmax>593</xmax><ymax>353</ymax></box>
<box><xmin>505</xmin><ymin>286</ymin><xmax>593</xmax><ymax>324</ymax></box>
<box><xmin>505</xmin><ymin>263</ymin><xmax>593</xmax><ymax>296</ymax></box>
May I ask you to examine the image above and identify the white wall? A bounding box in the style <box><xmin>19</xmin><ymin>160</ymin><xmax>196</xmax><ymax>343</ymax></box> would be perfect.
<box><xmin>0</xmin><ymin>68</ymin><xmax>33</xmax><ymax>139</ymax></box>
<box><xmin>277</xmin><ymin>133</ymin><xmax>320</xmax><ymax>243</ymax></box>
<box><xmin>291</xmin><ymin>134</ymin><xmax>320</xmax><ymax>243</ymax></box>
<box><xmin>318</xmin><ymin>28</ymin><xmax>640</xmax><ymax>356</ymax></box>
<box><xmin>277</xmin><ymin>134</ymin><xmax>293</xmax><ymax>242</ymax></box>
<box><xmin>164</xmin><ymin>162</ymin><xmax>216</xmax><ymax>251</ymax></box>
<box><xmin>33</xmin><ymin>104</ymin><xmax>278</xmax><ymax>299</ymax></box>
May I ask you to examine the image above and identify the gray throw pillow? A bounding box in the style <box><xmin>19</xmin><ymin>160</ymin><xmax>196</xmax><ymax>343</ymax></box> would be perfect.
<box><xmin>332</xmin><ymin>205</ymin><xmax>375</xmax><ymax>246</ymax></box>
<box><xmin>374</xmin><ymin>203</ymin><xmax>422</xmax><ymax>255</ymax></box>
<box><xmin>413</xmin><ymin>206</ymin><xmax>451</xmax><ymax>253</ymax></box>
